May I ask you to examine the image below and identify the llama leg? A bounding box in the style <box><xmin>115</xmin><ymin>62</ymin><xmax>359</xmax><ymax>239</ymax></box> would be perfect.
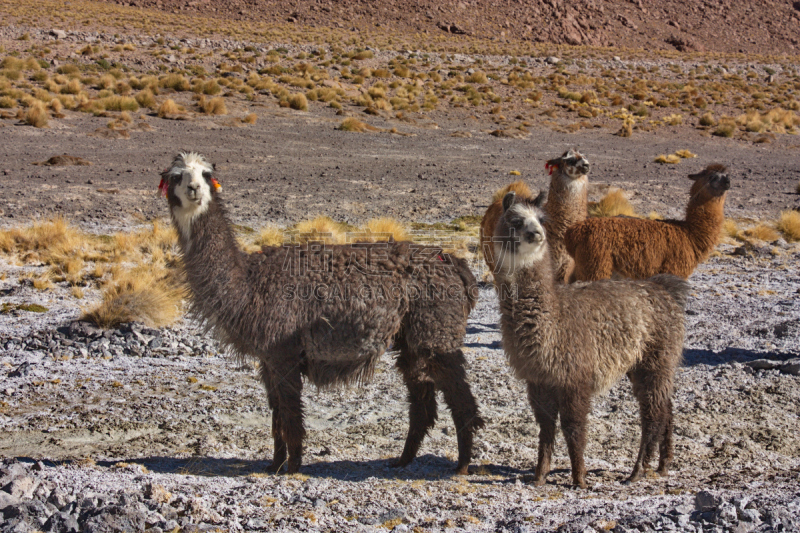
<box><xmin>271</xmin><ymin>362</ymin><xmax>306</xmax><ymax>474</ymax></box>
<box><xmin>259</xmin><ymin>365</ymin><xmax>287</xmax><ymax>473</ymax></box>
<box><xmin>559</xmin><ymin>389</ymin><xmax>590</xmax><ymax>489</ymax></box>
<box><xmin>527</xmin><ymin>382</ymin><xmax>558</xmax><ymax>486</ymax></box>
<box><xmin>656</xmin><ymin>398</ymin><xmax>675</xmax><ymax>476</ymax></box>
<box><xmin>431</xmin><ymin>350</ymin><xmax>485</xmax><ymax>475</ymax></box>
<box><xmin>392</xmin><ymin>344</ymin><xmax>438</xmax><ymax>469</ymax></box>
<box><xmin>627</xmin><ymin>370</ymin><xmax>670</xmax><ymax>483</ymax></box>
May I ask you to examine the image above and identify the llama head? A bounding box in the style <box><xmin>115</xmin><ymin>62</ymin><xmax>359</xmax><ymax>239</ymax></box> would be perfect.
<box><xmin>160</xmin><ymin>152</ymin><xmax>219</xmax><ymax>239</ymax></box>
<box><xmin>545</xmin><ymin>148</ymin><xmax>590</xmax><ymax>182</ymax></box>
<box><xmin>493</xmin><ymin>190</ymin><xmax>548</xmax><ymax>275</ymax></box>
<box><xmin>687</xmin><ymin>164</ymin><xmax>730</xmax><ymax>203</ymax></box>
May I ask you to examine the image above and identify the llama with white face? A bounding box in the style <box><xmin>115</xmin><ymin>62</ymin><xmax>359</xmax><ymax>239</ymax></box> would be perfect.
<box><xmin>159</xmin><ymin>152</ymin><xmax>484</xmax><ymax>475</ymax></box>
<box><xmin>494</xmin><ymin>191</ymin><xmax>688</xmax><ymax>488</ymax></box>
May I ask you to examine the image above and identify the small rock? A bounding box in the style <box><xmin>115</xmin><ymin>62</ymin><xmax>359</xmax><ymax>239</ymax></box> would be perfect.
<box><xmin>695</xmin><ymin>490</ymin><xmax>720</xmax><ymax>512</ymax></box>
<box><xmin>50</xmin><ymin>29</ymin><xmax>67</xmax><ymax>39</ymax></box>
<box><xmin>0</xmin><ymin>491</ymin><xmax>22</xmax><ymax>509</ymax></box>
<box><xmin>546</xmin><ymin>56</ymin><xmax>561</xmax><ymax>65</ymax></box>
<box><xmin>3</xmin><ymin>477</ymin><xmax>38</xmax><ymax>499</ymax></box>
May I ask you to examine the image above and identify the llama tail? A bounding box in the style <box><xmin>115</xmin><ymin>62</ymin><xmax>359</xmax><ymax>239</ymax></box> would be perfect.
<box><xmin>451</xmin><ymin>256</ymin><xmax>479</xmax><ymax>311</ymax></box>
<box><xmin>649</xmin><ymin>274</ymin><xmax>691</xmax><ymax>310</ymax></box>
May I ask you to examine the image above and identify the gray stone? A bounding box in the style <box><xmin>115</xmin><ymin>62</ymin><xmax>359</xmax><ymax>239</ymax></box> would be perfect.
<box><xmin>546</xmin><ymin>56</ymin><xmax>561</xmax><ymax>65</ymax></box>
<box><xmin>780</xmin><ymin>360</ymin><xmax>800</xmax><ymax>375</ymax></box>
<box><xmin>50</xmin><ymin>29</ymin><xmax>67</xmax><ymax>39</ymax></box>
<box><xmin>80</xmin><ymin>505</ymin><xmax>146</xmax><ymax>533</ymax></box>
<box><xmin>2</xmin><ymin>477</ymin><xmax>37</xmax><ymax>499</ymax></box>
<box><xmin>0</xmin><ymin>491</ymin><xmax>22</xmax><ymax>509</ymax></box>
<box><xmin>695</xmin><ymin>490</ymin><xmax>720</xmax><ymax>512</ymax></box>
<box><xmin>43</xmin><ymin>511</ymin><xmax>79</xmax><ymax>533</ymax></box>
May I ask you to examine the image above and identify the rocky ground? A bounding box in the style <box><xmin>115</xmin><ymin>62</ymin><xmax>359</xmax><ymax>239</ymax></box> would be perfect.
<box><xmin>0</xmin><ymin>240</ymin><xmax>799</xmax><ymax>532</ymax></box>
<box><xmin>94</xmin><ymin>0</ymin><xmax>800</xmax><ymax>56</ymax></box>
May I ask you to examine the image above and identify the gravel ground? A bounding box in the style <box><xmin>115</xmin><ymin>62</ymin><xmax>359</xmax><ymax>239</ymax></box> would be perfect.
<box><xmin>1</xmin><ymin>240</ymin><xmax>798</xmax><ymax>532</ymax></box>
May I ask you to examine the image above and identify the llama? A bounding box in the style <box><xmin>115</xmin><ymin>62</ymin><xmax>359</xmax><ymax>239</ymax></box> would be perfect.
<box><xmin>159</xmin><ymin>152</ymin><xmax>485</xmax><ymax>474</ymax></box>
<box><xmin>566</xmin><ymin>164</ymin><xmax>730</xmax><ymax>281</ymax></box>
<box><xmin>493</xmin><ymin>191</ymin><xmax>688</xmax><ymax>487</ymax></box>
<box><xmin>480</xmin><ymin>148</ymin><xmax>589</xmax><ymax>283</ymax></box>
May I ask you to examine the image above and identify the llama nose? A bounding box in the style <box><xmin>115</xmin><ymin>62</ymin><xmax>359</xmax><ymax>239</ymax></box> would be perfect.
<box><xmin>524</xmin><ymin>230</ymin><xmax>542</xmax><ymax>243</ymax></box>
<box><xmin>720</xmin><ymin>175</ymin><xmax>730</xmax><ymax>190</ymax></box>
<box><xmin>578</xmin><ymin>162</ymin><xmax>590</xmax><ymax>173</ymax></box>
<box><xmin>187</xmin><ymin>184</ymin><xmax>198</xmax><ymax>198</ymax></box>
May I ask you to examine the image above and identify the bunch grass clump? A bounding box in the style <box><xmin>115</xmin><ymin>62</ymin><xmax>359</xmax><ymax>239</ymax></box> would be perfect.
<box><xmin>24</xmin><ymin>101</ymin><xmax>49</xmax><ymax>127</ymax></box>
<box><xmin>776</xmin><ymin>210</ymin><xmax>800</xmax><ymax>242</ymax></box>
<box><xmin>337</xmin><ymin>117</ymin><xmax>379</xmax><ymax>132</ymax></box>
<box><xmin>292</xmin><ymin>216</ymin><xmax>345</xmax><ymax>244</ymax></box>
<box><xmin>82</xmin><ymin>265</ymin><xmax>184</xmax><ymax>328</ymax></box>
<box><xmin>356</xmin><ymin>218</ymin><xmax>409</xmax><ymax>242</ymax></box>
<box><xmin>742</xmin><ymin>224</ymin><xmax>779</xmax><ymax>243</ymax></box>
<box><xmin>654</xmin><ymin>154</ymin><xmax>681</xmax><ymax>164</ymax></box>
<box><xmin>588</xmin><ymin>189</ymin><xmax>638</xmax><ymax>218</ymax></box>
<box><xmin>253</xmin><ymin>226</ymin><xmax>285</xmax><ymax>247</ymax></box>
<box><xmin>200</xmin><ymin>96</ymin><xmax>227</xmax><ymax>115</ymax></box>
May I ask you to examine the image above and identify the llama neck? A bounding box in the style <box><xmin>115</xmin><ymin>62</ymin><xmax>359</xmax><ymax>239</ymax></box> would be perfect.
<box><xmin>174</xmin><ymin>199</ymin><xmax>252</xmax><ymax>321</ymax></box>
<box><xmin>684</xmin><ymin>195</ymin><xmax>726</xmax><ymax>260</ymax></box>
<box><xmin>497</xmin><ymin>253</ymin><xmax>557</xmax><ymax>322</ymax></box>
<box><xmin>544</xmin><ymin>172</ymin><xmax>588</xmax><ymax>237</ymax></box>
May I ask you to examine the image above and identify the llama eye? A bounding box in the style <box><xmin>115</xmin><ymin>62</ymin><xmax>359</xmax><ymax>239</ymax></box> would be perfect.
<box><xmin>202</xmin><ymin>171</ymin><xmax>213</xmax><ymax>180</ymax></box>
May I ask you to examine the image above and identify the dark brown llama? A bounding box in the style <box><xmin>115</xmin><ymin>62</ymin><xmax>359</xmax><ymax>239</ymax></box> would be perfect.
<box><xmin>159</xmin><ymin>152</ymin><xmax>485</xmax><ymax>474</ymax></box>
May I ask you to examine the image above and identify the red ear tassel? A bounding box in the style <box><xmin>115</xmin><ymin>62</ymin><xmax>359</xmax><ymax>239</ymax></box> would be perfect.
<box><xmin>158</xmin><ymin>177</ymin><xmax>168</xmax><ymax>197</ymax></box>
<box><xmin>211</xmin><ymin>178</ymin><xmax>221</xmax><ymax>191</ymax></box>
<box><xmin>545</xmin><ymin>162</ymin><xmax>554</xmax><ymax>175</ymax></box>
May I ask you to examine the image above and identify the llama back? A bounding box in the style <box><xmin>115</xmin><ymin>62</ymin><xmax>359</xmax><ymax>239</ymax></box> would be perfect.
<box><xmin>648</xmin><ymin>273</ymin><xmax>690</xmax><ymax>311</ymax></box>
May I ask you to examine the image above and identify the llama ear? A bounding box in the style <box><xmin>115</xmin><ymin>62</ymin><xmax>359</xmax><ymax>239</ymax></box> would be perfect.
<box><xmin>687</xmin><ymin>171</ymin><xmax>702</xmax><ymax>181</ymax></box>
<box><xmin>545</xmin><ymin>158</ymin><xmax>559</xmax><ymax>175</ymax></box>
<box><xmin>532</xmin><ymin>189</ymin><xmax>547</xmax><ymax>209</ymax></box>
<box><xmin>502</xmin><ymin>191</ymin><xmax>516</xmax><ymax>212</ymax></box>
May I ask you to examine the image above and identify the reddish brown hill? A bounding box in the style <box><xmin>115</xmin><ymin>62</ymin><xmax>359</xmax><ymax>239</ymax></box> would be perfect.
<box><xmin>100</xmin><ymin>0</ymin><xmax>800</xmax><ymax>55</ymax></box>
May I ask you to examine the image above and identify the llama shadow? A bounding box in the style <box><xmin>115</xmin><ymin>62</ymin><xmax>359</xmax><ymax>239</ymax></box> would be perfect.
<box><xmin>108</xmin><ymin>454</ymin><xmax>516</xmax><ymax>482</ymax></box>
<box><xmin>683</xmin><ymin>347</ymin><xmax>798</xmax><ymax>367</ymax></box>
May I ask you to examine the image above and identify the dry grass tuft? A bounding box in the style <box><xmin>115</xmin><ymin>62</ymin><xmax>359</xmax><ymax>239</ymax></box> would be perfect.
<box><xmin>721</xmin><ymin>219</ymin><xmax>740</xmax><ymax>241</ymax></box>
<box><xmin>24</xmin><ymin>101</ymin><xmax>49</xmax><ymax>127</ymax></box>
<box><xmin>242</xmin><ymin>112</ymin><xmax>257</xmax><ymax>124</ymax></box>
<box><xmin>292</xmin><ymin>216</ymin><xmax>345</xmax><ymax>244</ymax></box>
<box><xmin>82</xmin><ymin>265</ymin><xmax>184</xmax><ymax>329</ymax></box>
<box><xmin>200</xmin><ymin>96</ymin><xmax>227</xmax><ymax>115</ymax></box>
<box><xmin>157</xmin><ymin>98</ymin><xmax>183</xmax><ymax>117</ymax></box>
<box><xmin>254</xmin><ymin>226</ymin><xmax>285</xmax><ymax>247</ymax></box>
<box><xmin>776</xmin><ymin>210</ymin><xmax>800</xmax><ymax>242</ymax></box>
<box><xmin>357</xmin><ymin>218</ymin><xmax>409</xmax><ymax>242</ymax></box>
<box><xmin>654</xmin><ymin>154</ymin><xmax>681</xmax><ymax>164</ymax></box>
<box><xmin>743</xmin><ymin>224</ymin><xmax>779</xmax><ymax>242</ymax></box>
<box><xmin>674</xmin><ymin>149</ymin><xmax>696</xmax><ymax>159</ymax></box>
<box><xmin>288</xmin><ymin>93</ymin><xmax>308</xmax><ymax>111</ymax></box>
<box><xmin>337</xmin><ymin>117</ymin><xmax>379</xmax><ymax>132</ymax></box>
<box><xmin>0</xmin><ymin>217</ymin><xmax>84</xmax><ymax>265</ymax></box>
<box><xmin>616</xmin><ymin>116</ymin><xmax>634</xmax><ymax>137</ymax></box>
<box><xmin>589</xmin><ymin>189</ymin><xmax>638</xmax><ymax>218</ymax></box>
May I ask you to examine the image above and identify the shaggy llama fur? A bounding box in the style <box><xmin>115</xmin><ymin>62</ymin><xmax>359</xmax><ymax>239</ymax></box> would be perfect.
<box><xmin>566</xmin><ymin>164</ymin><xmax>730</xmax><ymax>281</ymax></box>
<box><xmin>161</xmin><ymin>152</ymin><xmax>485</xmax><ymax>474</ymax></box>
<box><xmin>480</xmin><ymin>148</ymin><xmax>589</xmax><ymax>283</ymax></box>
<box><xmin>494</xmin><ymin>191</ymin><xmax>688</xmax><ymax>488</ymax></box>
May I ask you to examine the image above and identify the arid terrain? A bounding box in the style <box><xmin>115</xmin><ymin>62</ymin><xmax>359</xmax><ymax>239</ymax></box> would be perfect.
<box><xmin>1</xmin><ymin>0</ymin><xmax>799</xmax><ymax>531</ymax></box>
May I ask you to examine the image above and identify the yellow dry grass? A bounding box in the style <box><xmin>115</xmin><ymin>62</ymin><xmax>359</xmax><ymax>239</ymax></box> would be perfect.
<box><xmin>674</xmin><ymin>149</ymin><xmax>697</xmax><ymax>159</ymax></box>
<box><xmin>253</xmin><ymin>226</ymin><xmax>285</xmax><ymax>247</ymax></box>
<box><xmin>588</xmin><ymin>189</ymin><xmax>638</xmax><ymax>218</ymax></box>
<box><xmin>337</xmin><ymin>117</ymin><xmax>379</xmax><ymax>132</ymax></box>
<box><xmin>654</xmin><ymin>154</ymin><xmax>681</xmax><ymax>164</ymax></box>
<box><xmin>292</xmin><ymin>216</ymin><xmax>345</xmax><ymax>244</ymax></box>
<box><xmin>24</xmin><ymin>101</ymin><xmax>49</xmax><ymax>127</ymax></box>
<box><xmin>721</xmin><ymin>218</ymin><xmax>740</xmax><ymax>241</ymax></box>
<box><xmin>157</xmin><ymin>98</ymin><xmax>183</xmax><ymax>117</ymax></box>
<box><xmin>356</xmin><ymin>218</ymin><xmax>409</xmax><ymax>242</ymax></box>
<box><xmin>200</xmin><ymin>96</ymin><xmax>227</xmax><ymax>115</ymax></box>
<box><xmin>242</xmin><ymin>112</ymin><xmax>257</xmax><ymax>124</ymax></box>
<box><xmin>776</xmin><ymin>210</ymin><xmax>800</xmax><ymax>242</ymax></box>
<box><xmin>743</xmin><ymin>224</ymin><xmax>779</xmax><ymax>242</ymax></box>
<box><xmin>82</xmin><ymin>265</ymin><xmax>184</xmax><ymax>329</ymax></box>
<box><xmin>288</xmin><ymin>93</ymin><xmax>308</xmax><ymax>111</ymax></box>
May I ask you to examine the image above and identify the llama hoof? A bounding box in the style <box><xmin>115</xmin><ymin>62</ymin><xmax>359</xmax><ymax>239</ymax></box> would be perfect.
<box><xmin>656</xmin><ymin>467</ymin><xmax>670</xmax><ymax>477</ymax></box>
<box><xmin>532</xmin><ymin>478</ymin><xmax>546</xmax><ymax>487</ymax></box>
<box><xmin>454</xmin><ymin>464</ymin><xmax>470</xmax><ymax>476</ymax></box>
<box><xmin>573</xmin><ymin>480</ymin><xmax>588</xmax><ymax>489</ymax></box>
<box><xmin>623</xmin><ymin>473</ymin><xmax>643</xmax><ymax>484</ymax></box>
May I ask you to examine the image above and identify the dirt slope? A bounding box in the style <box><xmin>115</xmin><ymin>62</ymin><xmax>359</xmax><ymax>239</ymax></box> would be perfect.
<box><xmin>99</xmin><ymin>0</ymin><xmax>800</xmax><ymax>55</ymax></box>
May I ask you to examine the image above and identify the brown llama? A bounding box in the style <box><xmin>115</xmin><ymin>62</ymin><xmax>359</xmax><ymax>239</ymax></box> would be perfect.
<box><xmin>493</xmin><ymin>191</ymin><xmax>688</xmax><ymax>488</ymax></box>
<box><xmin>159</xmin><ymin>152</ymin><xmax>484</xmax><ymax>474</ymax></box>
<box><xmin>480</xmin><ymin>148</ymin><xmax>590</xmax><ymax>283</ymax></box>
<box><xmin>566</xmin><ymin>164</ymin><xmax>730</xmax><ymax>281</ymax></box>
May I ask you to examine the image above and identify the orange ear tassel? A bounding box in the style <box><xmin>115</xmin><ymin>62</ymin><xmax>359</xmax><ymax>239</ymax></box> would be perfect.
<box><xmin>211</xmin><ymin>178</ymin><xmax>221</xmax><ymax>191</ymax></box>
